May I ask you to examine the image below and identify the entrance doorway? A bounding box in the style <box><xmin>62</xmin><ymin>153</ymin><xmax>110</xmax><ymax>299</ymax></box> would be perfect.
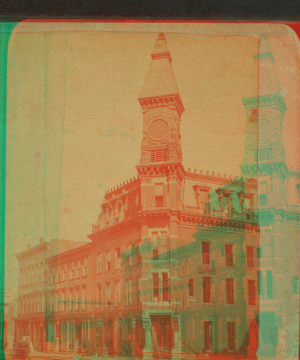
<box><xmin>151</xmin><ymin>315</ymin><xmax>173</xmax><ymax>358</ymax></box>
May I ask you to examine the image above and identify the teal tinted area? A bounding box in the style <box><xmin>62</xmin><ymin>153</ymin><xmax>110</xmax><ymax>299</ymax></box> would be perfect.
<box><xmin>0</xmin><ymin>21</ymin><xmax>18</xmax><ymax>359</ymax></box>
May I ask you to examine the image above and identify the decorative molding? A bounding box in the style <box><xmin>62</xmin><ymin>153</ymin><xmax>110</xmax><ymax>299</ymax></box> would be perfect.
<box><xmin>242</xmin><ymin>94</ymin><xmax>287</xmax><ymax>116</ymax></box>
<box><xmin>138</xmin><ymin>94</ymin><xmax>184</xmax><ymax>117</ymax></box>
<box><xmin>254</xmin><ymin>52</ymin><xmax>274</xmax><ymax>63</ymax></box>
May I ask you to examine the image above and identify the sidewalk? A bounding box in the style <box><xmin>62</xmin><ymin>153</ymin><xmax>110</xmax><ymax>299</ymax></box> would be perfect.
<box><xmin>30</xmin><ymin>352</ymin><xmax>132</xmax><ymax>360</ymax></box>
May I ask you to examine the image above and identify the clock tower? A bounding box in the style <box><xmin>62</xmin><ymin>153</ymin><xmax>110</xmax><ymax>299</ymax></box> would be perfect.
<box><xmin>241</xmin><ymin>34</ymin><xmax>289</xmax><ymax>359</ymax></box>
<box><xmin>240</xmin><ymin>33</ymin><xmax>287</xmax><ymax>177</ymax></box>
<box><xmin>137</xmin><ymin>33</ymin><xmax>184</xmax><ymax>169</ymax></box>
<box><xmin>137</xmin><ymin>33</ymin><xmax>185</xmax><ymax>212</ymax></box>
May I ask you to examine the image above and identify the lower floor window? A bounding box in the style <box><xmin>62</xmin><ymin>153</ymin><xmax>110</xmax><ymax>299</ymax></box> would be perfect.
<box><xmin>227</xmin><ymin>322</ymin><xmax>236</xmax><ymax>350</ymax></box>
<box><xmin>204</xmin><ymin>321</ymin><xmax>212</xmax><ymax>351</ymax></box>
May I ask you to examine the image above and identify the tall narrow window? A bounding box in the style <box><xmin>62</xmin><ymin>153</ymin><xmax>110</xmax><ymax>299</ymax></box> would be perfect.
<box><xmin>225</xmin><ymin>244</ymin><xmax>233</xmax><ymax>266</ymax></box>
<box><xmin>97</xmin><ymin>286</ymin><xmax>101</xmax><ymax>307</ymax></box>
<box><xmin>107</xmin><ymin>252</ymin><xmax>111</xmax><ymax>272</ymax></box>
<box><xmin>226</xmin><ymin>278</ymin><xmax>234</xmax><ymax>304</ymax></box>
<box><xmin>189</xmin><ymin>279</ymin><xmax>195</xmax><ymax>297</ymax></box>
<box><xmin>204</xmin><ymin>321</ymin><xmax>212</xmax><ymax>351</ymax></box>
<box><xmin>154</xmin><ymin>183</ymin><xmax>164</xmax><ymax>208</ymax></box>
<box><xmin>264</xmin><ymin>231</ymin><xmax>271</xmax><ymax>245</ymax></box>
<box><xmin>259</xmin><ymin>182</ymin><xmax>267</xmax><ymax>206</ymax></box>
<box><xmin>257</xmin><ymin>247</ymin><xmax>261</xmax><ymax>259</ymax></box>
<box><xmin>266</xmin><ymin>270</ymin><xmax>273</xmax><ymax>299</ymax></box>
<box><xmin>257</xmin><ymin>271</ymin><xmax>263</xmax><ymax>296</ymax></box>
<box><xmin>248</xmin><ymin>280</ymin><xmax>256</xmax><ymax>305</ymax></box>
<box><xmin>203</xmin><ymin>277</ymin><xmax>212</xmax><ymax>304</ymax></box>
<box><xmin>202</xmin><ymin>242</ymin><xmax>211</xmax><ymax>265</ymax></box>
<box><xmin>128</xmin><ymin>280</ymin><xmax>132</xmax><ymax>305</ymax></box>
<box><xmin>227</xmin><ymin>322</ymin><xmax>236</xmax><ymax>350</ymax></box>
<box><xmin>82</xmin><ymin>288</ymin><xmax>86</xmax><ymax>310</ymax></box>
<box><xmin>246</xmin><ymin>247</ymin><xmax>254</xmax><ymax>270</ymax></box>
<box><xmin>293</xmin><ymin>276</ymin><xmax>298</xmax><ymax>295</ymax></box>
<box><xmin>162</xmin><ymin>272</ymin><xmax>169</xmax><ymax>302</ymax></box>
<box><xmin>153</xmin><ymin>273</ymin><xmax>159</xmax><ymax>299</ymax></box>
<box><xmin>69</xmin><ymin>291</ymin><xmax>73</xmax><ymax>312</ymax></box>
<box><xmin>153</xmin><ymin>248</ymin><xmax>159</xmax><ymax>261</ymax></box>
<box><xmin>78</xmin><ymin>261</ymin><xmax>81</xmax><ymax>278</ymax></box>
<box><xmin>116</xmin><ymin>282</ymin><xmax>120</xmax><ymax>304</ymax></box>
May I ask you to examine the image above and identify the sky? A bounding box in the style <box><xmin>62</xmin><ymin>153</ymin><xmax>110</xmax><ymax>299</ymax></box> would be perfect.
<box><xmin>4</xmin><ymin>22</ymin><xmax>300</xmax><ymax>293</ymax></box>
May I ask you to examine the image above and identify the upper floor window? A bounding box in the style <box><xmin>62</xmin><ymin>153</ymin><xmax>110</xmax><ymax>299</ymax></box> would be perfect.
<box><xmin>259</xmin><ymin>182</ymin><xmax>267</xmax><ymax>206</ymax></box>
<box><xmin>151</xmin><ymin>149</ymin><xmax>169</xmax><ymax>162</ymax></box>
<box><xmin>266</xmin><ymin>270</ymin><xmax>273</xmax><ymax>299</ymax></box>
<box><xmin>225</xmin><ymin>244</ymin><xmax>233</xmax><ymax>266</ymax></box>
<box><xmin>226</xmin><ymin>278</ymin><xmax>235</xmax><ymax>304</ymax></box>
<box><xmin>107</xmin><ymin>252</ymin><xmax>111</xmax><ymax>271</ymax></box>
<box><xmin>154</xmin><ymin>183</ymin><xmax>164</xmax><ymax>208</ymax></box>
<box><xmin>254</xmin><ymin>147</ymin><xmax>272</xmax><ymax>162</ymax></box>
<box><xmin>202</xmin><ymin>242</ymin><xmax>211</xmax><ymax>265</ymax></box>
<box><xmin>153</xmin><ymin>247</ymin><xmax>159</xmax><ymax>260</ymax></box>
<box><xmin>162</xmin><ymin>272</ymin><xmax>169</xmax><ymax>302</ymax></box>
<box><xmin>83</xmin><ymin>258</ymin><xmax>87</xmax><ymax>277</ymax></box>
<box><xmin>97</xmin><ymin>286</ymin><xmax>101</xmax><ymax>307</ymax></box>
<box><xmin>203</xmin><ymin>277</ymin><xmax>212</xmax><ymax>304</ymax></box>
<box><xmin>293</xmin><ymin>276</ymin><xmax>298</xmax><ymax>295</ymax></box>
<box><xmin>153</xmin><ymin>272</ymin><xmax>159</xmax><ymax>299</ymax></box>
<box><xmin>189</xmin><ymin>279</ymin><xmax>195</xmax><ymax>297</ymax></box>
<box><xmin>246</xmin><ymin>247</ymin><xmax>254</xmax><ymax>270</ymax></box>
<box><xmin>116</xmin><ymin>281</ymin><xmax>120</xmax><ymax>304</ymax></box>
<box><xmin>256</xmin><ymin>271</ymin><xmax>263</xmax><ymax>296</ymax></box>
<box><xmin>77</xmin><ymin>261</ymin><xmax>81</xmax><ymax>278</ymax></box>
<box><xmin>248</xmin><ymin>280</ymin><xmax>256</xmax><ymax>305</ymax></box>
<box><xmin>82</xmin><ymin>287</ymin><xmax>86</xmax><ymax>310</ymax></box>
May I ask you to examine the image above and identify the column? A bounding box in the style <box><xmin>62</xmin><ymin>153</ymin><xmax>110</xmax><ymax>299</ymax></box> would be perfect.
<box><xmin>142</xmin><ymin>316</ymin><xmax>153</xmax><ymax>360</ymax></box>
<box><xmin>102</xmin><ymin>320</ymin><xmax>107</xmax><ymax>354</ymax></box>
<box><xmin>114</xmin><ymin>318</ymin><xmax>119</xmax><ymax>355</ymax></box>
<box><xmin>171</xmin><ymin>314</ymin><xmax>183</xmax><ymax>359</ymax></box>
<box><xmin>132</xmin><ymin>318</ymin><xmax>136</xmax><ymax>358</ymax></box>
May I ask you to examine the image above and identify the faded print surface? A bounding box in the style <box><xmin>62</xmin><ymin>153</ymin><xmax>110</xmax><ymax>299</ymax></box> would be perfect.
<box><xmin>4</xmin><ymin>22</ymin><xmax>300</xmax><ymax>360</ymax></box>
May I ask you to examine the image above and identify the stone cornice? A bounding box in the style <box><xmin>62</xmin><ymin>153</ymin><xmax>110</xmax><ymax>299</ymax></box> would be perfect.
<box><xmin>240</xmin><ymin>161</ymin><xmax>288</xmax><ymax>178</ymax></box>
<box><xmin>138</xmin><ymin>94</ymin><xmax>184</xmax><ymax>117</ymax></box>
<box><xmin>181</xmin><ymin>214</ymin><xmax>259</xmax><ymax>234</ymax></box>
<box><xmin>136</xmin><ymin>162</ymin><xmax>185</xmax><ymax>179</ymax></box>
<box><xmin>242</xmin><ymin>93</ymin><xmax>287</xmax><ymax>116</ymax></box>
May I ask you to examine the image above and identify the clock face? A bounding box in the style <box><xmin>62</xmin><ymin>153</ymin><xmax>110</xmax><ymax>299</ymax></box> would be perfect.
<box><xmin>148</xmin><ymin>119</ymin><xmax>169</xmax><ymax>140</ymax></box>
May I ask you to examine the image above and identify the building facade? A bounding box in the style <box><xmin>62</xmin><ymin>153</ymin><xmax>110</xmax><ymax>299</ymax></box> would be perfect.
<box><xmin>14</xmin><ymin>33</ymin><xmax>300</xmax><ymax>360</ymax></box>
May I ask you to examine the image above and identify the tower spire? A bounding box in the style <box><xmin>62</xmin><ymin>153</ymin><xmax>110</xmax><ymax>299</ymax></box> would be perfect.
<box><xmin>138</xmin><ymin>33</ymin><xmax>184</xmax><ymax>116</ymax></box>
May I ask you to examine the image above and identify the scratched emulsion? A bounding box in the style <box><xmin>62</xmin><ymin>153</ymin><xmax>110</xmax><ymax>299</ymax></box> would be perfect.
<box><xmin>3</xmin><ymin>22</ymin><xmax>300</xmax><ymax>360</ymax></box>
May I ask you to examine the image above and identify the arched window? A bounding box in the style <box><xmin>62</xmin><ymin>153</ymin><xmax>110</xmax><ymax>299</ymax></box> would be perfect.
<box><xmin>70</xmin><ymin>263</ymin><xmax>74</xmax><ymax>280</ymax></box>
<box><xmin>189</xmin><ymin>279</ymin><xmax>195</xmax><ymax>297</ymax></box>
<box><xmin>116</xmin><ymin>282</ymin><xmax>120</xmax><ymax>304</ymax></box>
<box><xmin>107</xmin><ymin>284</ymin><xmax>112</xmax><ymax>305</ymax></box>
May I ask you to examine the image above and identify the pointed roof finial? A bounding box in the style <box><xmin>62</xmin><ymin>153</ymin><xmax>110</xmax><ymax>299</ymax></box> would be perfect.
<box><xmin>151</xmin><ymin>32</ymin><xmax>172</xmax><ymax>63</ymax></box>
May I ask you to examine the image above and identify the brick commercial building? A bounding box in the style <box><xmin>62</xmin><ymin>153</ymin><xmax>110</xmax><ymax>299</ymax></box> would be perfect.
<box><xmin>15</xmin><ymin>33</ymin><xmax>300</xmax><ymax>359</ymax></box>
